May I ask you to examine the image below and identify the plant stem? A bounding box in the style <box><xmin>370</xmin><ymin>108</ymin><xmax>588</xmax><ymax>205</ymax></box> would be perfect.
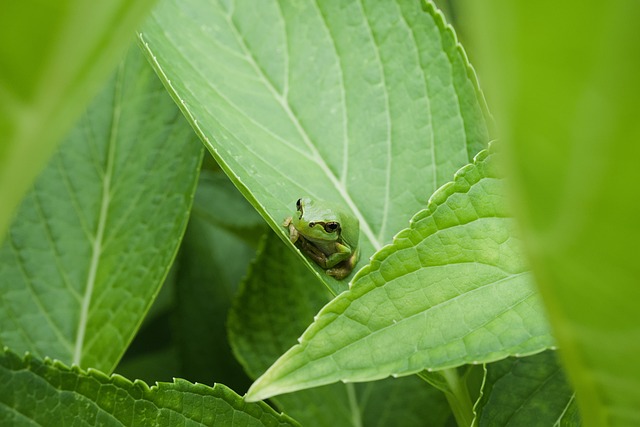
<box><xmin>418</xmin><ymin>368</ymin><xmax>475</xmax><ymax>427</ymax></box>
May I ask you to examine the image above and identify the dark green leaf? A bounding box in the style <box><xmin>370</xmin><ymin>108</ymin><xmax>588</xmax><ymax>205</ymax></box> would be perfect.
<box><xmin>0</xmin><ymin>47</ymin><xmax>202</xmax><ymax>372</ymax></box>
<box><xmin>0</xmin><ymin>348</ymin><xmax>298</xmax><ymax>426</ymax></box>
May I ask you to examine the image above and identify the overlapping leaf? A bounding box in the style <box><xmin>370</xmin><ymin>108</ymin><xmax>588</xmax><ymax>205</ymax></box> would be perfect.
<box><xmin>245</xmin><ymin>143</ymin><xmax>554</xmax><ymax>401</ymax></box>
<box><xmin>0</xmin><ymin>0</ymin><xmax>157</xmax><ymax>239</ymax></box>
<box><xmin>0</xmin><ymin>348</ymin><xmax>298</xmax><ymax>426</ymax></box>
<box><xmin>139</xmin><ymin>0</ymin><xmax>490</xmax><ymax>293</ymax></box>
<box><xmin>229</xmin><ymin>233</ymin><xmax>452</xmax><ymax>426</ymax></box>
<box><xmin>0</xmin><ymin>48</ymin><xmax>202</xmax><ymax>372</ymax></box>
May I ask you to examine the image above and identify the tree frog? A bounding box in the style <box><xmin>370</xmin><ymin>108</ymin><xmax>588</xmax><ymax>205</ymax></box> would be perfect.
<box><xmin>283</xmin><ymin>197</ymin><xmax>360</xmax><ymax>280</ymax></box>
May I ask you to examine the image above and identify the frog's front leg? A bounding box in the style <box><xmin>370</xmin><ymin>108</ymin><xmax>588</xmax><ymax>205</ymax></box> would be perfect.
<box><xmin>283</xmin><ymin>216</ymin><xmax>299</xmax><ymax>244</ymax></box>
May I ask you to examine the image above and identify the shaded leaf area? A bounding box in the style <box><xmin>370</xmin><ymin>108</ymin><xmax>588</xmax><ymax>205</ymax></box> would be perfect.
<box><xmin>0</xmin><ymin>0</ymin><xmax>157</xmax><ymax>239</ymax></box>
<box><xmin>0</xmin><ymin>47</ymin><xmax>203</xmax><ymax>373</ymax></box>
<box><xmin>174</xmin><ymin>170</ymin><xmax>264</xmax><ymax>388</ymax></box>
<box><xmin>246</xmin><ymin>143</ymin><xmax>553</xmax><ymax>401</ymax></box>
<box><xmin>0</xmin><ymin>348</ymin><xmax>298</xmax><ymax>427</ymax></box>
<box><xmin>475</xmin><ymin>351</ymin><xmax>581</xmax><ymax>426</ymax></box>
<box><xmin>229</xmin><ymin>233</ymin><xmax>451</xmax><ymax>426</ymax></box>
<box><xmin>140</xmin><ymin>0</ymin><xmax>490</xmax><ymax>293</ymax></box>
<box><xmin>116</xmin><ymin>169</ymin><xmax>264</xmax><ymax>391</ymax></box>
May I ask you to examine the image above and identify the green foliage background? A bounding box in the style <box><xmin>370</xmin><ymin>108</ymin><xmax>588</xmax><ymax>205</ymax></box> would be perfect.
<box><xmin>1</xmin><ymin>0</ymin><xmax>638</xmax><ymax>426</ymax></box>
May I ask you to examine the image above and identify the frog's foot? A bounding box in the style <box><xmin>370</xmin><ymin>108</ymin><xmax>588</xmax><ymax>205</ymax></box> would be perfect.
<box><xmin>326</xmin><ymin>249</ymin><xmax>359</xmax><ymax>280</ymax></box>
<box><xmin>326</xmin><ymin>264</ymin><xmax>351</xmax><ymax>280</ymax></box>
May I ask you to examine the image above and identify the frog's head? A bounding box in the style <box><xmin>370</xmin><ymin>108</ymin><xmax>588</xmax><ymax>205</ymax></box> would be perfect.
<box><xmin>292</xmin><ymin>197</ymin><xmax>341</xmax><ymax>242</ymax></box>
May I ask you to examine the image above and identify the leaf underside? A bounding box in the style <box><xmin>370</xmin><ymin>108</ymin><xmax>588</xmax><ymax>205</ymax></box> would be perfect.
<box><xmin>139</xmin><ymin>0</ymin><xmax>490</xmax><ymax>293</ymax></box>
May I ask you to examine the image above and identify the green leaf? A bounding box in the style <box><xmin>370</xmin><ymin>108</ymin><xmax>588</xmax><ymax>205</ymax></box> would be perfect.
<box><xmin>0</xmin><ymin>0</ymin><xmax>157</xmax><ymax>240</ymax></box>
<box><xmin>245</xmin><ymin>143</ymin><xmax>554</xmax><ymax>402</ymax></box>
<box><xmin>464</xmin><ymin>1</ymin><xmax>640</xmax><ymax>424</ymax></box>
<box><xmin>0</xmin><ymin>348</ymin><xmax>299</xmax><ymax>427</ymax></box>
<box><xmin>229</xmin><ymin>233</ymin><xmax>452</xmax><ymax>426</ymax></box>
<box><xmin>0</xmin><ymin>47</ymin><xmax>203</xmax><ymax>373</ymax></box>
<box><xmin>474</xmin><ymin>352</ymin><xmax>580</xmax><ymax>426</ymax></box>
<box><xmin>138</xmin><ymin>0</ymin><xmax>490</xmax><ymax>294</ymax></box>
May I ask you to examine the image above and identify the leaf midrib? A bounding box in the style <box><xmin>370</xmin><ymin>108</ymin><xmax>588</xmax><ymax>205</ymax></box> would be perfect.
<box><xmin>72</xmin><ymin>62</ymin><xmax>123</xmax><ymax>366</ymax></box>
<box><xmin>222</xmin><ymin>3</ymin><xmax>382</xmax><ymax>251</ymax></box>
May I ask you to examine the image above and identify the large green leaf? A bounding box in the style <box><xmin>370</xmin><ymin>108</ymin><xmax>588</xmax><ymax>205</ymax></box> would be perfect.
<box><xmin>229</xmin><ymin>233</ymin><xmax>452</xmax><ymax>426</ymax></box>
<box><xmin>0</xmin><ymin>348</ymin><xmax>298</xmax><ymax>426</ymax></box>
<box><xmin>0</xmin><ymin>47</ymin><xmax>202</xmax><ymax>372</ymax></box>
<box><xmin>0</xmin><ymin>0</ymin><xmax>157</xmax><ymax>240</ymax></box>
<box><xmin>139</xmin><ymin>0</ymin><xmax>490</xmax><ymax>294</ymax></box>
<box><xmin>245</xmin><ymin>143</ymin><xmax>554</xmax><ymax>401</ymax></box>
<box><xmin>464</xmin><ymin>1</ymin><xmax>640</xmax><ymax>425</ymax></box>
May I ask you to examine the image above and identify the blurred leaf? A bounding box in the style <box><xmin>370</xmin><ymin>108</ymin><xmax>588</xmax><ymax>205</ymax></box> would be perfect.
<box><xmin>464</xmin><ymin>1</ymin><xmax>640</xmax><ymax>424</ymax></box>
<box><xmin>245</xmin><ymin>143</ymin><xmax>553</xmax><ymax>401</ymax></box>
<box><xmin>174</xmin><ymin>170</ymin><xmax>262</xmax><ymax>389</ymax></box>
<box><xmin>0</xmin><ymin>0</ymin><xmax>158</xmax><ymax>239</ymax></box>
<box><xmin>474</xmin><ymin>352</ymin><xmax>580</xmax><ymax>426</ymax></box>
<box><xmin>0</xmin><ymin>348</ymin><xmax>299</xmax><ymax>427</ymax></box>
<box><xmin>229</xmin><ymin>233</ymin><xmax>452</xmax><ymax>426</ymax></box>
<box><xmin>0</xmin><ymin>47</ymin><xmax>202</xmax><ymax>373</ymax></box>
<box><xmin>139</xmin><ymin>0</ymin><xmax>490</xmax><ymax>294</ymax></box>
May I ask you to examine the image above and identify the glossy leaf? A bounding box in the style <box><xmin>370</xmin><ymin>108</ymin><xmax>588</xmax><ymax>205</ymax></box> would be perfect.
<box><xmin>245</xmin><ymin>143</ymin><xmax>554</xmax><ymax>401</ymax></box>
<box><xmin>0</xmin><ymin>47</ymin><xmax>202</xmax><ymax>372</ymax></box>
<box><xmin>0</xmin><ymin>348</ymin><xmax>298</xmax><ymax>427</ymax></box>
<box><xmin>464</xmin><ymin>1</ymin><xmax>640</xmax><ymax>424</ymax></box>
<box><xmin>229</xmin><ymin>233</ymin><xmax>452</xmax><ymax>426</ymax></box>
<box><xmin>0</xmin><ymin>0</ymin><xmax>157</xmax><ymax>239</ymax></box>
<box><xmin>139</xmin><ymin>0</ymin><xmax>490</xmax><ymax>294</ymax></box>
<box><xmin>474</xmin><ymin>352</ymin><xmax>580</xmax><ymax>426</ymax></box>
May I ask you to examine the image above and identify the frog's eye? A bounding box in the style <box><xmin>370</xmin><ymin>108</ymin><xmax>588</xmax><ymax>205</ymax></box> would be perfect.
<box><xmin>324</xmin><ymin>222</ymin><xmax>340</xmax><ymax>233</ymax></box>
<box><xmin>296</xmin><ymin>198</ymin><xmax>302</xmax><ymax>211</ymax></box>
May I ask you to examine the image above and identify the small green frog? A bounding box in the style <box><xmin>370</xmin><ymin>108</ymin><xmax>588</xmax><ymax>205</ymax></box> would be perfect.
<box><xmin>283</xmin><ymin>197</ymin><xmax>360</xmax><ymax>280</ymax></box>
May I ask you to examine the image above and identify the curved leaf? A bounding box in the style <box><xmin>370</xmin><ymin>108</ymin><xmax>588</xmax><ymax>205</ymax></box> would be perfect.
<box><xmin>139</xmin><ymin>0</ymin><xmax>490</xmax><ymax>293</ymax></box>
<box><xmin>245</xmin><ymin>143</ymin><xmax>554</xmax><ymax>401</ymax></box>
<box><xmin>0</xmin><ymin>48</ymin><xmax>202</xmax><ymax>372</ymax></box>
<box><xmin>0</xmin><ymin>348</ymin><xmax>298</xmax><ymax>427</ymax></box>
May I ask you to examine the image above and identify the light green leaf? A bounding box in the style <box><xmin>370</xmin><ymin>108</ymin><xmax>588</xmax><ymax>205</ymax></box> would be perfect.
<box><xmin>474</xmin><ymin>351</ymin><xmax>580</xmax><ymax>426</ymax></box>
<box><xmin>245</xmin><ymin>143</ymin><xmax>553</xmax><ymax>402</ymax></box>
<box><xmin>0</xmin><ymin>47</ymin><xmax>202</xmax><ymax>373</ymax></box>
<box><xmin>139</xmin><ymin>0</ymin><xmax>490</xmax><ymax>294</ymax></box>
<box><xmin>229</xmin><ymin>233</ymin><xmax>452</xmax><ymax>426</ymax></box>
<box><xmin>0</xmin><ymin>0</ymin><xmax>157</xmax><ymax>240</ymax></box>
<box><xmin>464</xmin><ymin>1</ymin><xmax>640</xmax><ymax>425</ymax></box>
<box><xmin>0</xmin><ymin>348</ymin><xmax>299</xmax><ymax>427</ymax></box>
